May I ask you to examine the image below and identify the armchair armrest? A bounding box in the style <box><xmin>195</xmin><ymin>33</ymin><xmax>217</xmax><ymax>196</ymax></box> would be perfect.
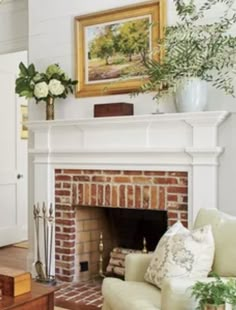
<box><xmin>161</xmin><ymin>277</ymin><xmax>198</xmax><ymax>310</ymax></box>
<box><xmin>125</xmin><ymin>253</ymin><xmax>153</xmax><ymax>282</ymax></box>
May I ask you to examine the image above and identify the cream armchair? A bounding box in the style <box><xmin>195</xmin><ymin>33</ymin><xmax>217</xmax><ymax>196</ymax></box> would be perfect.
<box><xmin>102</xmin><ymin>208</ymin><xmax>236</xmax><ymax>310</ymax></box>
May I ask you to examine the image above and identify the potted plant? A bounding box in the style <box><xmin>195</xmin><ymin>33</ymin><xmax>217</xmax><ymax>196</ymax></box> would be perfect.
<box><xmin>191</xmin><ymin>275</ymin><xmax>236</xmax><ymax>310</ymax></box>
<box><xmin>15</xmin><ymin>62</ymin><xmax>77</xmax><ymax>120</ymax></box>
<box><xmin>139</xmin><ymin>0</ymin><xmax>236</xmax><ymax>112</ymax></box>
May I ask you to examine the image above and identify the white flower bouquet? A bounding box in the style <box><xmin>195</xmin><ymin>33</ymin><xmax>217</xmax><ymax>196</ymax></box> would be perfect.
<box><xmin>15</xmin><ymin>62</ymin><xmax>77</xmax><ymax>103</ymax></box>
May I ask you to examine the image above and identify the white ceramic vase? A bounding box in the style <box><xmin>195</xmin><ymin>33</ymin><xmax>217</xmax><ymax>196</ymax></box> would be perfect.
<box><xmin>175</xmin><ymin>77</ymin><xmax>208</xmax><ymax>112</ymax></box>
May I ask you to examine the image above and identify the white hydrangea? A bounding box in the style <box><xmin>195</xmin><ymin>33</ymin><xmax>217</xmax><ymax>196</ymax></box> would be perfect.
<box><xmin>49</xmin><ymin>79</ymin><xmax>65</xmax><ymax>96</ymax></box>
<box><xmin>34</xmin><ymin>82</ymin><xmax>49</xmax><ymax>99</ymax></box>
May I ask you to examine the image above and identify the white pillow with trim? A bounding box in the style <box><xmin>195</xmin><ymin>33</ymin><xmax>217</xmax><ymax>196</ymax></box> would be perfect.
<box><xmin>144</xmin><ymin>221</ymin><xmax>215</xmax><ymax>289</ymax></box>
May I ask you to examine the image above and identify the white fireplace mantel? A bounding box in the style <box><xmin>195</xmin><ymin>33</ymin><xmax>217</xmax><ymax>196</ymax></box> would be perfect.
<box><xmin>27</xmin><ymin>111</ymin><xmax>230</xmax><ymax>275</ymax></box>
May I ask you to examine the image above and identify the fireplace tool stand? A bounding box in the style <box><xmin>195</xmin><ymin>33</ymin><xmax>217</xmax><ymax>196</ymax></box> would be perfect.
<box><xmin>33</xmin><ymin>202</ymin><xmax>56</xmax><ymax>285</ymax></box>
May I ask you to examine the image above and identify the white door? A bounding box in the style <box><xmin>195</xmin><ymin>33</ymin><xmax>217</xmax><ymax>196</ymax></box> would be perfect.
<box><xmin>0</xmin><ymin>51</ymin><xmax>28</xmax><ymax>246</ymax></box>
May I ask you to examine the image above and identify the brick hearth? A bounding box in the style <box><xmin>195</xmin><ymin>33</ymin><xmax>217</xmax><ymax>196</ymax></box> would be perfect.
<box><xmin>55</xmin><ymin>169</ymin><xmax>188</xmax><ymax>282</ymax></box>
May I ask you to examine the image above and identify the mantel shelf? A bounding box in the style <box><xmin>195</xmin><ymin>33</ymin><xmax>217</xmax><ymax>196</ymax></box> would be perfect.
<box><xmin>27</xmin><ymin>111</ymin><xmax>230</xmax><ymax>131</ymax></box>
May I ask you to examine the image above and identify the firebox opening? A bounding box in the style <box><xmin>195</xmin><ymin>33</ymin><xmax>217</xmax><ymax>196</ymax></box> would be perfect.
<box><xmin>105</xmin><ymin>208</ymin><xmax>168</xmax><ymax>252</ymax></box>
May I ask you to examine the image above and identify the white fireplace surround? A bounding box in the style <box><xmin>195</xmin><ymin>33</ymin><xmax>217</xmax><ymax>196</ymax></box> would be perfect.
<box><xmin>27</xmin><ymin>111</ymin><xmax>230</xmax><ymax>275</ymax></box>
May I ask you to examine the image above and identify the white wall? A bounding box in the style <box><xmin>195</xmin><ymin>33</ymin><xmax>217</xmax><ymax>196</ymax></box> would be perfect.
<box><xmin>0</xmin><ymin>0</ymin><xmax>28</xmax><ymax>55</ymax></box>
<box><xmin>28</xmin><ymin>0</ymin><xmax>236</xmax><ymax>121</ymax></box>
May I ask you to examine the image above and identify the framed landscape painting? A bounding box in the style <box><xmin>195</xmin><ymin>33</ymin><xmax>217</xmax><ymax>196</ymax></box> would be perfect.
<box><xmin>75</xmin><ymin>0</ymin><xmax>166</xmax><ymax>97</ymax></box>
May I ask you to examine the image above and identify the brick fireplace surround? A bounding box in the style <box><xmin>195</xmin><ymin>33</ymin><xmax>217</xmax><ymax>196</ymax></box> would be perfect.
<box><xmin>55</xmin><ymin>169</ymin><xmax>188</xmax><ymax>281</ymax></box>
<box><xmin>28</xmin><ymin>111</ymin><xmax>229</xmax><ymax>282</ymax></box>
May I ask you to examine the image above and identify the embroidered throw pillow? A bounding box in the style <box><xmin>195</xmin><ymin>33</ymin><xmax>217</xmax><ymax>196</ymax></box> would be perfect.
<box><xmin>144</xmin><ymin>221</ymin><xmax>215</xmax><ymax>289</ymax></box>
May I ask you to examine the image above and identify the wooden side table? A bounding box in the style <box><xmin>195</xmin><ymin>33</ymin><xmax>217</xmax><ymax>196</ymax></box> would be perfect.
<box><xmin>0</xmin><ymin>281</ymin><xmax>56</xmax><ymax>310</ymax></box>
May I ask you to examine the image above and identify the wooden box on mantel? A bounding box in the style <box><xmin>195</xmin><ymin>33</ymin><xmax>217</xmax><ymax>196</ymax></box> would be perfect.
<box><xmin>94</xmin><ymin>102</ymin><xmax>134</xmax><ymax>117</ymax></box>
<box><xmin>0</xmin><ymin>267</ymin><xmax>31</xmax><ymax>296</ymax></box>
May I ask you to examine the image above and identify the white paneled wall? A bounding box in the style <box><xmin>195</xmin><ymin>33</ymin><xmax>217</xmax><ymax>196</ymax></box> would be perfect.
<box><xmin>0</xmin><ymin>0</ymin><xmax>28</xmax><ymax>54</ymax></box>
<box><xmin>27</xmin><ymin>0</ymin><xmax>236</xmax><ymax>120</ymax></box>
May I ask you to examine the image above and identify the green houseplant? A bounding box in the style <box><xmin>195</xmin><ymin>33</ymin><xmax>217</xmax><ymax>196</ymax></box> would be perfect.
<box><xmin>15</xmin><ymin>62</ymin><xmax>77</xmax><ymax>120</ymax></box>
<box><xmin>139</xmin><ymin>0</ymin><xmax>236</xmax><ymax>112</ymax></box>
<box><xmin>191</xmin><ymin>275</ymin><xmax>236</xmax><ymax>310</ymax></box>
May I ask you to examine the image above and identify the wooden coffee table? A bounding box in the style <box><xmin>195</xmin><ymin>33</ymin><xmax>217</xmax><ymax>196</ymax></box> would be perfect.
<box><xmin>0</xmin><ymin>281</ymin><xmax>56</xmax><ymax>310</ymax></box>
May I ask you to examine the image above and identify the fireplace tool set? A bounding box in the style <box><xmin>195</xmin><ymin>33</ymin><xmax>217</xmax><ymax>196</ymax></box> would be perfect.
<box><xmin>33</xmin><ymin>202</ymin><xmax>56</xmax><ymax>284</ymax></box>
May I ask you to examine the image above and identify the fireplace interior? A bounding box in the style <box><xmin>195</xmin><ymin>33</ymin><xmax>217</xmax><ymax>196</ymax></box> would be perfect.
<box><xmin>106</xmin><ymin>208</ymin><xmax>167</xmax><ymax>252</ymax></box>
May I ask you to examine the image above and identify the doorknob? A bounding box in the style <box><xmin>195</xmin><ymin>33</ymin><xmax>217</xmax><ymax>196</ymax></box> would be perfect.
<box><xmin>17</xmin><ymin>174</ymin><xmax>23</xmax><ymax>179</ymax></box>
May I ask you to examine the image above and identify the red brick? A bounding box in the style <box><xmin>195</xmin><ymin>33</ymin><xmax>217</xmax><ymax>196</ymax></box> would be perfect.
<box><xmin>167</xmin><ymin>172</ymin><xmax>187</xmax><ymax>177</ymax></box>
<box><xmin>56</xmin><ymin>219</ymin><xmax>75</xmax><ymax>226</ymax></box>
<box><xmin>92</xmin><ymin>176</ymin><xmax>111</xmax><ymax>182</ymax></box>
<box><xmin>62</xmin><ymin>269</ymin><xmax>75</xmax><ymax>276</ymax></box>
<box><xmin>127</xmin><ymin>185</ymin><xmax>134</xmax><ymax>208</ymax></box>
<box><xmin>167</xmin><ymin>194</ymin><xmax>178</xmax><ymax>202</ymax></box>
<box><xmin>154</xmin><ymin>177</ymin><xmax>178</xmax><ymax>185</ymax></box>
<box><xmin>78</xmin><ymin>184</ymin><xmax>83</xmax><ymax>205</ymax></box>
<box><xmin>55</xmin><ymin>233</ymin><xmax>73</xmax><ymax>241</ymax></box>
<box><xmin>114</xmin><ymin>176</ymin><xmax>131</xmax><ymax>183</ymax></box>
<box><xmin>91</xmin><ymin>184</ymin><xmax>97</xmax><ymax>205</ymax></box>
<box><xmin>63</xmin><ymin>227</ymin><xmax>76</xmax><ymax>233</ymax></box>
<box><xmin>63</xmin><ymin>169</ymin><xmax>82</xmax><ymax>174</ymax></box>
<box><xmin>143</xmin><ymin>186</ymin><xmax>150</xmax><ymax>209</ymax></box>
<box><xmin>119</xmin><ymin>185</ymin><xmax>125</xmax><ymax>207</ymax></box>
<box><xmin>55</xmin><ymin>211</ymin><xmax>62</xmax><ymax>218</ymax></box>
<box><xmin>56</xmin><ymin>247</ymin><xmax>75</xmax><ymax>255</ymax></box>
<box><xmin>62</xmin><ymin>212</ymin><xmax>75</xmax><ymax>219</ymax></box>
<box><xmin>55</xmin><ymin>175</ymin><xmax>71</xmax><ymax>181</ymax></box>
<box><xmin>123</xmin><ymin>171</ymin><xmax>142</xmax><ymax>175</ymax></box>
<box><xmin>84</xmin><ymin>183</ymin><xmax>90</xmax><ymax>205</ymax></box>
<box><xmin>159</xmin><ymin>187</ymin><xmax>165</xmax><ymax>210</ymax></box>
<box><xmin>179</xmin><ymin>177</ymin><xmax>188</xmax><ymax>185</ymax></box>
<box><xmin>55</xmin><ymin>226</ymin><xmax>61</xmax><ymax>232</ymax></box>
<box><xmin>63</xmin><ymin>183</ymin><xmax>72</xmax><ymax>189</ymax></box>
<box><xmin>104</xmin><ymin>170</ymin><xmax>121</xmax><ymax>175</ymax></box>
<box><xmin>72</xmin><ymin>184</ymin><xmax>77</xmax><ymax>205</ymax></box>
<box><xmin>55</xmin><ymin>190</ymin><xmax>71</xmax><ymax>196</ymax></box>
<box><xmin>105</xmin><ymin>184</ymin><xmax>111</xmax><ymax>206</ymax></box>
<box><xmin>63</xmin><ymin>241</ymin><xmax>75</xmax><ymax>248</ymax></box>
<box><xmin>61</xmin><ymin>255</ymin><xmax>74</xmax><ymax>262</ymax></box>
<box><xmin>135</xmin><ymin>186</ymin><xmax>141</xmax><ymax>208</ymax></box>
<box><xmin>97</xmin><ymin>184</ymin><xmax>104</xmax><ymax>205</ymax></box>
<box><xmin>181</xmin><ymin>212</ymin><xmax>188</xmax><ymax>220</ymax></box>
<box><xmin>55</xmin><ymin>182</ymin><xmax>61</xmax><ymax>188</ymax></box>
<box><xmin>112</xmin><ymin>186</ymin><xmax>118</xmax><ymax>207</ymax></box>
<box><xmin>55</xmin><ymin>169</ymin><xmax>62</xmax><ymax>174</ymax></box>
<box><xmin>144</xmin><ymin>171</ymin><xmax>166</xmax><ymax>176</ymax></box>
<box><xmin>167</xmin><ymin>186</ymin><xmax>188</xmax><ymax>194</ymax></box>
<box><xmin>168</xmin><ymin>211</ymin><xmax>178</xmax><ymax>219</ymax></box>
<box><xmin>73</xmin><ymin>176</ymin><xmax>90</xmax><ymax>182</ymax></box>
<box><xmin>151</xmin><ymin>186</ymin><xmax>157</xmax><ymax>209</ymax></box>
<box><xmin>83</xmin><ymin>170</ymin><xmax>102</xmax><ymax>174</ymax></box>
<box><xmin>133</xmin><ymin>177</ymin><xmax>152</xmax><ymax>184</ymax></box>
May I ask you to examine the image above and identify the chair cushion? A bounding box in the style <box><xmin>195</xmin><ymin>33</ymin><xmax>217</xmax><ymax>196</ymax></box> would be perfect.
<box><xmin>194</xmin><ymin>208</ymin><xmax>236</xmax><ymax>276</ymax></box>
<box><xmin>144</xmin><ymin>221</ymin><xmax>214</xmax><ymax>288</ymax></box>
<box><xmin>102</xmin><ymin>278</ymin><xmax>161</xmax><ymax>310</ymax></box>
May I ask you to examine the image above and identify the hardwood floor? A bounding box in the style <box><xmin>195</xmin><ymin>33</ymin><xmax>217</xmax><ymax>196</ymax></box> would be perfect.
<box><xmin>0</xmin><ymin>245</ymin><xmax>28</xmax><ymax>270</ymax></box>
<box><xmin>0</xmin><ymin>245</ymin><xmax>67</xmax><ymax>309</ymax></box>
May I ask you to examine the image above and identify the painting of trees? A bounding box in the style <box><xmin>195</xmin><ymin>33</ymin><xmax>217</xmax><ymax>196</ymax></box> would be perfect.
<box><xmin>87</xmin><ymin>16</ymin><xmax>150</xmax><ymax>82</ymax></box>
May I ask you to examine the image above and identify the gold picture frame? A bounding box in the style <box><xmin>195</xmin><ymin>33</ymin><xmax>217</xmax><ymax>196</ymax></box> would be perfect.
<box><xmin>75</xmin><ymin>0</ymin><xmax>166</xmax><ymax>97</ymax></box>
<box><xmin>20</xmin><ymin>105</ymin><xmax>28</xmax><ymax>139</ymax></box>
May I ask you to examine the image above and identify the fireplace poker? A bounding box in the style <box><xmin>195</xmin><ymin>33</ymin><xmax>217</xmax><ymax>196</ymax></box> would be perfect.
<box><xmin>42</xmin><ymin>202</ymin><xmax>48</xmax><ymax>277</ymax></box>
<box><xmin>33</xmin><ymin>204</ymin><xmax>46</xmax><ymax>281</ymax></box>
<box><xmin>48</xmin><ymin>203</ymin><xmax>54</xmax><ymax>278</ymax></box>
